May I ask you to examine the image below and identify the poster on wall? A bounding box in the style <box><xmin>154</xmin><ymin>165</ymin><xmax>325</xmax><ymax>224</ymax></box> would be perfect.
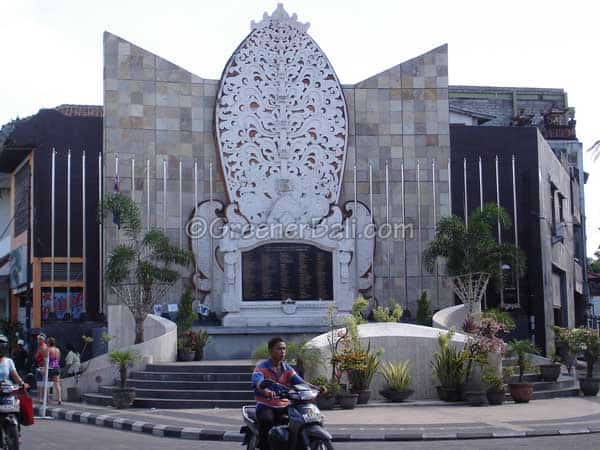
<box><xmin>70</xmin><ymin>291</ymin><xmax>84</xmax><ymax>320</ymax></box>
<box><xmin>9</xmin><ymin>245</ymin><xmax>27</xmax><ymax>290</ymax></box>
<box><xmin>53</xmin><ymin>292</ymin><xmax>68</xmax><ymax>320</ymax></box>
<box><xmin>41</xmin><ymin>291</ymin><xmax>52</xmax><ymax>321</ymax></box>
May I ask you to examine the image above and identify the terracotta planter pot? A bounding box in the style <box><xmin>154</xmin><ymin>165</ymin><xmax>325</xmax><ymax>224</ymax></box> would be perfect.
<box><xmin>337</xmin><ymin>393</ymin><xmax>358</xmax><ymax>409</ymax></box>
<box><xmin>436</xmin><ymin>386</ymin><xmax>461</xmax><ymax>402</ymax></box>
<box><xmin>486</xmin><ymin>388</ymin><xmax>505</xmax><ymax>405</ymax></box>
<box><xmin>356</xmin><ymin>390</ymin><xmax>371</xmax><ymax>405</ymax></box>
<box><xmin>579</xmin><ymin>378</ymin><xmax>600</xmax><ymax>396</ymax></box>
<box><xmin>464</xmin><ymin>390</ymin><xmax>487</xmax><ymax>406</ymax></box>
<box><xmin>112</xmin><ymin>387</ymin><xmax>135</xmax><ymax>409</ymax></box>
<box><xmin>316</xmin><ymin>395</ymin><xmax>336</xmax><ymax>410</ymax></box>
<box><xmin>539</xmin><ymin>364</ymin><xmax>561</xmax><ymax>382</ymax></box>
<box><xmin>509</xmin><ymin>383</ymin><xmax>533</xmax><ymax>403</ymax></box>
<box><xmin>379</xmin><ymin>388</ymin><xmax>413</xmax><ymax>402</ymax></box>
<box><xmin>178</xmin><ymin>350</ymin><xmax>196</xmax><ymax>362</ymax></box>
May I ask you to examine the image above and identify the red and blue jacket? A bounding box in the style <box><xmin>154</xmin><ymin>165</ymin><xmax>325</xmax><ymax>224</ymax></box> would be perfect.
<box><xmin>252</xmin><ymin>359</ymin><xmax>304</xmax><ymax>408</ymax></box>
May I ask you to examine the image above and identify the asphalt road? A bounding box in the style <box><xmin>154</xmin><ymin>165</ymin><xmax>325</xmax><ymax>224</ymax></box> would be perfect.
<box><xmin>23</xmin><ymin>420</ymin><xmax>600</xmax><ymax>450</ymax></box>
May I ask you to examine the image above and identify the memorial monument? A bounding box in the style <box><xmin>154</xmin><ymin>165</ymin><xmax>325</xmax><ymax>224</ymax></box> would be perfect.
<box><xmin>103</xmin><ymin>4</ymin><xmax>452</xmax><ymax>329</ymax></box>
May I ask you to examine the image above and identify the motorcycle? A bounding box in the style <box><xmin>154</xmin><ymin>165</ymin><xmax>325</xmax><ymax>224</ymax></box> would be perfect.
<box><xmin>0</xmin><ymin>383</ymin><xmax>20</xmax><ymax>450</ymax></box>
<box><xmin>241</xmin><ymin>380</ymin><xmax>333</xmax><ymax>450</ymax></box>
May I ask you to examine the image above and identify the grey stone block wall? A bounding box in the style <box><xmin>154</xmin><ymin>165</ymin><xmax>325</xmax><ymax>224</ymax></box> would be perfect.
<box><xmin>103</xmin><ymin>33</ymin><xmax>452</xmax><ymax>315</ymax></box>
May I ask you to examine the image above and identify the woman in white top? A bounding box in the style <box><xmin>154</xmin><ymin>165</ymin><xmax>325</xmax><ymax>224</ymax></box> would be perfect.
<box><xmin>0</xmin><ymin>335</ymin><xmax>28</xmax><ymax>388</ymax></box>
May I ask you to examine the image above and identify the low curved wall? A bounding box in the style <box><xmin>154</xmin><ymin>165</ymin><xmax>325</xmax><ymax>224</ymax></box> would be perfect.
<box><xmin>62</xmin><ymin>308</ymin><xmax>177</xmax><ymax>394</ymax></box>
<box><xmin>433</xmin><ymin>304</ymin><xmax>466</xmax><ymax>330</ymax></box>
<box><xmin>306</xmin><ymin>323</ymin><xmax>468</xmax><ymax>400</ymax></box>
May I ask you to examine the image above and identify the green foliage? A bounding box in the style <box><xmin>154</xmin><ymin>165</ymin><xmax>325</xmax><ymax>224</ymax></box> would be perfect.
<box><xmin>481</xmin><ymin>366</ymin><xmax>504</xmax><ymax>391</ymax></box>
<box><xmin>380</xmin><ymin>360</ymin><xmax>412</xmax><ymax>392</ymax></box>
<box><xmin>482</xmin><ymin>308</ymin><xmax>515</xmax><ymax>331</ymax></box>
<box><xmin>310</xmin><ymin>376</ymin><xmax>341</xmax><ymax>396</ymax></box>
<box><xmin>555</xmin><ymin>326</ymin><xmax>600</xmax><ymax>378</ymax></box>
<box><xmin>99</xmin><ymin>193</ymin><xmax>191</xmax><ymax>344</ymax></box>
<box><xmin>176</xmin><ymin>288</ymin><xmax>195</xmax><ymax>335</ymax></box>
<box><xmin>373</xmin><ymin>302</ymin><xmax>403</xmax><ymax>323</ymax></box>
<box><xmin>108</xmin><ymin>349</ymin><xmax>141</xmax><ymax>388</ymax></box>
<box><xmin>423</xmin><ymin>204</ymin><xmax>526</xmax><ymax>289</ymax></box>
<box><xmin>351</xmin><ymin>296</ymin><xmax>369</xmax><ymax>324</ymax></box>
<box><xmin>507</xmin><ymin>339</ymin><xmax>538</xmax><ymax>382</ymax></box>
<box><xmin>178</xmin><ymin>330</ymin><xmax>210</xmax><ymax>352</ymax></box>
<box><xmin>431</xmin><ymin>330</ymin><xmax>467</xmax><ymax>388</ymax></box>
<box><xmin>416</xmin><ymin>291</ymin><xmax>432</xmax><ymax>326</ymax></box>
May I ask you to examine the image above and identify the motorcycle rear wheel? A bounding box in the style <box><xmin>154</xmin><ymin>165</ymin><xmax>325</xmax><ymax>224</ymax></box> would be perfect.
<box><xmin>246</xmin><ymin>433</ymin><xmax>258</xmax><ymax>450</ymax></box>
<box><xmin>310</xmin><ymin>439</ymin><xmax>333</xmax><ymax>450</ymax></box>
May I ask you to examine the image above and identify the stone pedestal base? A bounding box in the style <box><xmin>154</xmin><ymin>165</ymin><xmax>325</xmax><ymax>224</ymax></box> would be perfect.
<box><xmin>221</xmin><ymin>302</ymin><xmax>346</xmax><ymax>327</ymax></box>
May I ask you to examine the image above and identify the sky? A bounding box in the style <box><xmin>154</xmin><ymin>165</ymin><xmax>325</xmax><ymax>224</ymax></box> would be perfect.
<box><xmin>1</xmin><ymin>0</ymin><xmax>599</xmax><ymax>256</ymax></box>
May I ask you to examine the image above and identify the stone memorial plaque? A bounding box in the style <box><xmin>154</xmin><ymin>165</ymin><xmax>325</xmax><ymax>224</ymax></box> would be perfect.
<box><xmin>242</xmin><ymin>243</ymin><xmax>333</xmax><ymax>301</ymax></box>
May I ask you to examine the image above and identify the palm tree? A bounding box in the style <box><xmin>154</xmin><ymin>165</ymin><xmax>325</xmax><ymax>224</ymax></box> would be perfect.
<box><xmin>588</xmin><ymin>140</ymin><xmax>600</xmax><ymax>162</ymax></box>
<box><xmin>99</xmin><ymin>193</ymin><xmax>191</xmax><ymax>343</ymax></box>
<box><xmin>423</xmin><ymin>203</ymin><xmax>525</xmax><ymax>320</ymax></box>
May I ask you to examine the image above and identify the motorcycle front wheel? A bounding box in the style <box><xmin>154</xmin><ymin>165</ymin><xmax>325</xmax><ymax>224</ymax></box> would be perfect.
<box><xmin>310</xmin><ymin>439</ymin><xmax>333</xmax><ymax>450</ymax></box>
<box><xmin>1</xmin><ymin>422</ymin><xmax>19</xmax><ymax>450</ymax></box>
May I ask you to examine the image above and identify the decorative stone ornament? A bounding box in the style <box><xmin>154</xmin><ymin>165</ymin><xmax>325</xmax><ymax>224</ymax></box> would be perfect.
<box><xmin>215</xmin><ymin>3</ymin><xmax>348</xmax><ymax>225</ymax></box>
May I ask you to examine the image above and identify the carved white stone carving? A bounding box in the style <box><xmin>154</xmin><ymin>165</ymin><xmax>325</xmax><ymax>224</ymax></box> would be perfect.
<box><xmin>215</xmin><ymin>4</ymin><xmax>348</xmax><ymax>225</ymax></box>
<box><xmin>344</xmin><ymin>201</ymin><xmax>375</xmax><ymax>291</ymax></box>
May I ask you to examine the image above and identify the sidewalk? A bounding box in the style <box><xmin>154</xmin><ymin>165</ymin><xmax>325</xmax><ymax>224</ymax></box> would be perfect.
<box><xmin>34</xmin><ymin>397</ymin><xmax>600</xmax><ymax>442</ymax></box>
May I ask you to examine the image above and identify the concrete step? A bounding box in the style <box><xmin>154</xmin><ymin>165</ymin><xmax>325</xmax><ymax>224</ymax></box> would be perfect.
<box><xmin>83</xmin><ymin>392</ymin><xmax>250</xmax><ymax>409</ymax></box>
<box><xmin>129</xmin><ymin>371</ymin><xmax>252</xmax><ymax>382</ymax></box>
<box><xmin>98</xmin><ymin>385</ymin><xmax>254</xmax><ymax>400</ymax></box>
<box><xmin>127</xmin><ymin>379</ymin><xmax>250</xmax><ymax>390</ymax></box>
<box><xmin>145</xmin><ymin>363</ymin><xmax>253</xmax><ymax>374</ymax></box>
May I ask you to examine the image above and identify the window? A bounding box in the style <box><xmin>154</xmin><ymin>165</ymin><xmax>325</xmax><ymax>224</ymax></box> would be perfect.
<box><xmin>558</xmin><ymin>193</ymin><xmax>565</xmax><ymax>222</ymax></box>
<box><xmin>550</xmin><ymin>183</ymin><xmax>557</xmax><ymax>229</ymax></box>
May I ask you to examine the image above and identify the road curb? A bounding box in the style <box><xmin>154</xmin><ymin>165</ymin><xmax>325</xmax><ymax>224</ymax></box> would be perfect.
<box><xmin>34</xmin><ymin>405</ymin><xmax>600</xmax><ymax>442</ymax></box>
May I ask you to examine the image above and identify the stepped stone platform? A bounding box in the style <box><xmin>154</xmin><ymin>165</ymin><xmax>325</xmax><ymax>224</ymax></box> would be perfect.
<box><xmin>84</xmin><ymin>360</ymin><xmax>256</xmax><ymax>409</ymax></box>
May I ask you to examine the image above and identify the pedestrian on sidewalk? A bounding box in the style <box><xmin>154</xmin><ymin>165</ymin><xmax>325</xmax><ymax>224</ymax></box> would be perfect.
<box><xmin>12</xmin><ymin>339</ymin><xmax>30</xmax><ymax>378</ymax></box>
<box><xmin>33</xmin><ymin>333</ymin><xmax>48</xmax><ymax>403</ymax></box>
<box><xmin>47</xmin><ymin>337</ymin><xmax>62</xmax><ymax>404</ymax></box>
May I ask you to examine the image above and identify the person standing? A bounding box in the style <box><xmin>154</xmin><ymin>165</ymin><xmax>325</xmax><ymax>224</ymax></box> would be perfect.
<box><xmin>12</xmin><ymin>339</ymin><xmax>30</xmax><ymax>378</ymax></box>
<box><xmin>47</xmin><ymin>337</ymin><xmax>62</xmax><ymax>404</ymax></box>
<box><xmin>33</xmin><ymin>333</ymin><xmax>48</xmax><ymax>402</ymax></box>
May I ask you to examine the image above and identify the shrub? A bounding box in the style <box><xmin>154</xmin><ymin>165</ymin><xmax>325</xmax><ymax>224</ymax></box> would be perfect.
<box><xmin>416</xmin><ymin>292</ymin><xmax>432</xmax><ymax>326</ymax></box>
<box><xmin>373</xmin><ymin>302</ymin><xmax>403</xmax><ymax>323</ymax></box>
<box><xmin>431</xmin><ymin>330</ymin><xmax>467</xmax><ymax>388</ymax></box>
<box><xmin>176</xmin><ymin>288</ymin><xmax>195</xmax><ymax>335</ymax></box>
<box><xmin>380</xmin><ymin>361</ymin><xmax>412</xmax><ymax>392</ymax></box>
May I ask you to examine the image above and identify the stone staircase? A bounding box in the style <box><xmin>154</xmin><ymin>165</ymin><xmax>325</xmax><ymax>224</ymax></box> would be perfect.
<box><xmin>84</xmin><ymin>360</ymin><xmax>255</xmax><ymax>409</ymax></box>
<box><xmin>502</xmin><ymin>357</ymin><xmax>579</xmax><ymax>400</ymax></box>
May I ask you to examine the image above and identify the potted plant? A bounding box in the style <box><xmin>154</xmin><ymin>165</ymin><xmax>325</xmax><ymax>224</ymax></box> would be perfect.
<box><xmin>311</xmin><ymin>377</ymin><xmax>340</xmax><ymax>410</ymax></box>
<box><xmin>379</xmin><ymin>360</ymin><xmax>414</xmax><ymax>402</ymax></box>
<box><xmin>554</xmin><ymin>326</ymin><xmax>578</xmax><ymax>375</ymax></box>
<box><xmin>482</xmin><ymin>366</ymin><xmax>505</xmax><ymax>405</ymax></box>
<box><xmin>177</xmin><ymin>331</ymin><xmax>197</xmax><ymax>362</ymax></box>
<box><xmin>192</xmin><ymin>330</ymin><xmax>210</xmax><ymax>361</ymax></box>
<box><xmin>538</xmin><ymin>352</ymin><xmax>562</xmax><ymax>382</ymax></box>
<box><xmin>431</xmin><ymin>330</ymin><xmax>467</xmax><ymax>402</ymax></box>
<box><xmin>108</xmin><ymin>348</ymin><xmax>141</xmax><ymax>409</ymax></box>
<box><xmin>507</xmin><ymin>339</ymin><xmax>537</xmax><ymax>403</ymax></box>
<box><xmin>574</xmin><ymin>327</ymin><xmax>600</xmax><ymax>396</ymax></box>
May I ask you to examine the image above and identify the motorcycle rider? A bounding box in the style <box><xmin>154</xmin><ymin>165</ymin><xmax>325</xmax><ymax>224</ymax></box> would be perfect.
<box><xmin>252</xmin><ymin>337</ymin><xmax>322</xmax><ymax>450</ymax></box>
<box><xmin>0</xmin><ymin>335</ymin><xmax>28</xmax><ymax>389</ymax></box>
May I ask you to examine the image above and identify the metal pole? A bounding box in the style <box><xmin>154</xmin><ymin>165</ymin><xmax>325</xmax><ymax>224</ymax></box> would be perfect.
<box><xmin>448</xmin><ymin>158</ymin><xmax>452</xmax><ymax>213</ymax></box>
<box><xmin>353</xmin><ymin>164</ymin><xmax>359</xmax><ymax>293</ymax></box>
<box><xmin>163</xmin><ymin>159</ymin><xmax>167</xmax><ymax>231</ymax></box>
<box><xmin>67</xmin><ymin>149</ymin><xmax>72</xmax><ymax>315</ymax></box>
<box><xmin>98</xmin><ymin>153</ymin><xmax>103</xmax><ymax>315</ymax></box>
<box><xmin>146</xmin><ymin>159</ymin><xmax>150</xmax><ymax>231</ymax></box>
<box><xmin>463</xmin><ymin>157</ymin><xmax>468</xmax><ymax>226</ymax></box>
<box><xmin>179</xmin><ymin>159</ymin><xmax>183</xmax><ymax>248</ymax></box>
<box><xmin>417</xmin><ymin>161</ymin><xmax>423</xmax><ymax>293</ymax></box>
<box><xmin>131</xmin><ymin>158</ymin><xmax>135</xmax><ymax>201</ymax></box>
<box><xmin>51</xmin><ymin>149</ymin><xmax>56</xmax><ymax>314</ymax></box>
<box><xmin>385</xmin><ymin>162</ymin><xmax>390</xmax><ymax>279</ymax></box>
<box><xmin>432</xmin><ymin>159</ymin><xmax>439</xmax><ymax>309</ymax></box>
<box><xmin>479</xmin><ymin>156</ymin><xmax>483</xmax><ymax>210</ymax></box>
<box><xmin>369</xmin><ymin>163</ymin><xmax>374</xmax><ymax>292</ymax></box>
<box><xmin>496</xmin><ymin>155</ymin><xmax>504</xmax><ymax>308</ymax></box>
<box><xmin>40</xmin><ymin>355</ymin><xmax>50</xmax><ymax>417</ymax></box>
<box><xmin>512</xmin><ymin>154</ymin><xmax>520</xmax><ymax>307</ymax></box>
<box><xmin>402</xmin><ymin>162</ymin><xmax>407</xmax><ymax>307</ymax></box>
<box><xmin>194</xmin><ymin>160</ymin><xmax>198</xmax><ymax>303</ymax></box>
<box><xmin>209</xmin><ymin>162</ymin><xmax>214</xmax><ymax>303</ymax></box>
<box><xmin>82</xmin><ymin>151</ymin><xmax>86</xmax><ymax>313</ymax></box>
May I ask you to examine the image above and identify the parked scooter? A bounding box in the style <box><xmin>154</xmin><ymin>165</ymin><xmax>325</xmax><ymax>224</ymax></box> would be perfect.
<box><xmin>0</xmin><ymin>383</ymin><xmax>21</xmax><ymax>450</ymax></box>
<box><xmin>241</xmin><ymin>380</ymin><xmax>333</xmax><ymax>450</ymax></box>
